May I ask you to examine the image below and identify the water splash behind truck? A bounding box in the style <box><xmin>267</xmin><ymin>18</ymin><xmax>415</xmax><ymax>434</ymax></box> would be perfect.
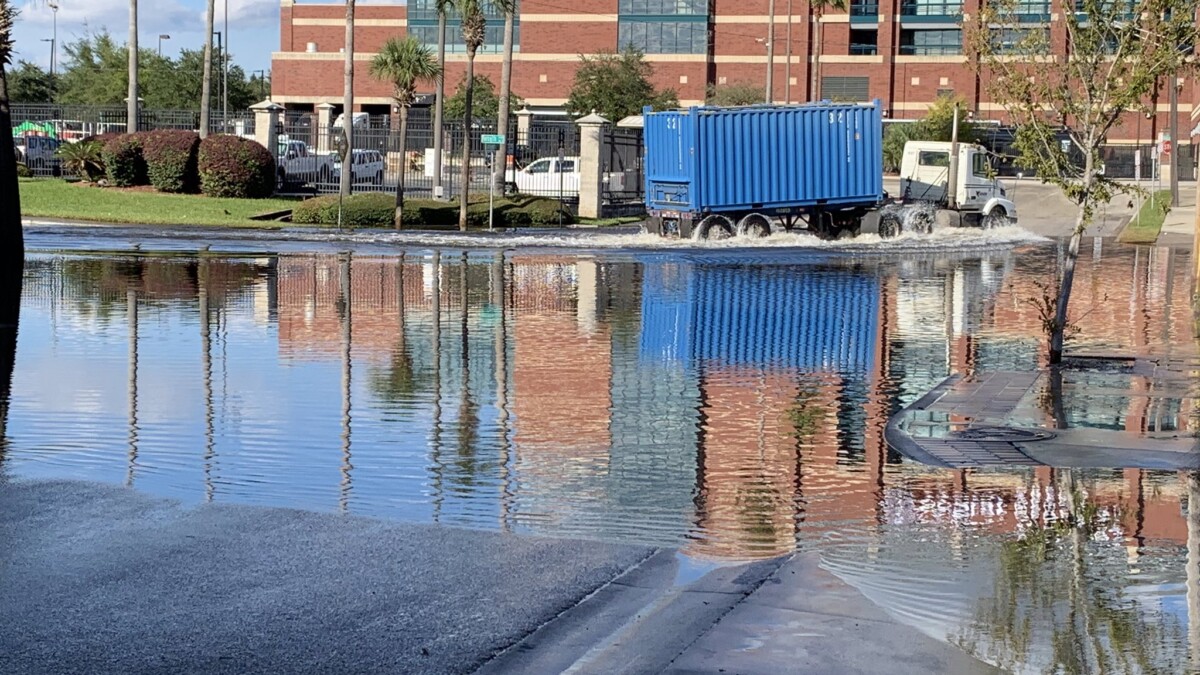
<box><xmin>642</xmin><ymin>101</ymin><xmax>1017</xmax><ymax>240</ymax></box>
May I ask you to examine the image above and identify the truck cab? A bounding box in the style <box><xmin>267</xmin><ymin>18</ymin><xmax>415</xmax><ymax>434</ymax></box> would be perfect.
<box><xmin>899</xmin><ymin>141</ymin><xmax>1017</xmax><ymax>226</ymax></box>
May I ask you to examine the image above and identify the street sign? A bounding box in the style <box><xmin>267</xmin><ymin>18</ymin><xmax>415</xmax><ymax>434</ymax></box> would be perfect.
<box><xmin>1162</xmin><ymin>140</ymin><xmax>1172</xmax><ymax>155</ymax></box>
<box><xmin>482</xmin><ymin>134</ymin><xmax>505</xmax><ymax>146</ymax></box>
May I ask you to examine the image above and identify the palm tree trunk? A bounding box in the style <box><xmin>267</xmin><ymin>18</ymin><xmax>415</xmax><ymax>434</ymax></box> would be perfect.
<box><xmin>0</xmin><ymin>56</ymin><xmax>23</xmax><ymax>437</ymax></box>
<box><xmin>340</xmin><ymin>0</ymin><xmax>356</xmax><ymax>200</ymax></box>
<box><xmin>458</xmin><ymin>51</ymin><xmax>476</xmax><ymax>232</ymax></box>
<box><xmin>395</xmin><ymin>105</ymin><xmax>409</xmax><ymax>229</ymax></box>
<box><xmin>200</xmin><ymin>0</ymin><xmax>216</xmax><ymax>138</ymax></box>
<box><xmin>810</xmin><ymin>10</ymin><xmax>822</xmax><ymax>101</ymax></box>
<box><xmin>127</xmin><ymin>0</ymin><xmax>139</xmax><ymax>131</ymax></box>
<box><xmin>432</xmin><ymin>12</ymin><xmax>447</xmax><ymax>200</ymax></box>
<box><xmin>494</xmin><ymin>7</ymin><xmax>515</xmax><ymax>193</ymax></box>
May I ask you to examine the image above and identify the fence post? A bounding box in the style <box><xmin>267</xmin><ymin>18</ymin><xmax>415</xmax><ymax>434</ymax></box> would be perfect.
<box><xmin>576</xmin><ymin>111</ymin><xmax>609</xmax><ymax>220</ymax></box>
<box><xmin>251</xmin><ymin>101</ymin><xmax>285</xmax><ymax>163</ymax></box>
<box><xmin>316</xmin><ymin>103</ymin><xmax>336</xmax><ymax>154</ymax></box>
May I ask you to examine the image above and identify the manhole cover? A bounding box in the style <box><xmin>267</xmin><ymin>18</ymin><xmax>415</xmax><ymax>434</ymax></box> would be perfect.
<box><xmin>950</xmin><ymin>426</ymin><xmax>1055</xmax><ymax>442</ymax></box>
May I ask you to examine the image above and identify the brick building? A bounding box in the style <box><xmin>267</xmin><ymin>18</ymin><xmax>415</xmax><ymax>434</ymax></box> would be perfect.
<box><xmin>272</xmin><ymin>0</ymin><xmax>1198</xmax><ymax>147</ymax></box>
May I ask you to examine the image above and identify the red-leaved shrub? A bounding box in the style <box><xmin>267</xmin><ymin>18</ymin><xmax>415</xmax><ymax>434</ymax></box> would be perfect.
<box><xmin>143</xmin><ymin>130</ymin><xmax>201</xmax><ymax>193</ymax></box>
<box><xmin>198</xmin><ymin>135</ymin><xmax>275</xmax><ymax>199</ymax></box>
<box><xmin>102</xmin><ymin>133</ymin><xmax>150</xmax><ymax>187</ymax></box>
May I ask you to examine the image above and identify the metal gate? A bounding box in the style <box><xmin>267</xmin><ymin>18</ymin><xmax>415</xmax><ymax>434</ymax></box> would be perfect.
<box><xmin>602</xmin><ymin>126</ymin><xmax>645</xmax><ymax>215</ymax></box>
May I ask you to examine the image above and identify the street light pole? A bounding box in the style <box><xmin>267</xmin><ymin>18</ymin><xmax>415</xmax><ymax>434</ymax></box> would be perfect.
<box><xmin>1169</xmin><ymin>74</ymin><xmax>1179</xmax><ymax>207</ymax></box>
<box><xmin>41</xmin><ymin>39</ymin><xmax>54</xmax><ymax>77</ymax></box>
<box><xmin>158</xmin><ymin>34</ymin><xmax>170</xmax><ymax>57</ymax></box>
<box><xmin>223</xmin><ymin>0</ymin><xmax>229</xmax><ymax>127</ymax></box>
<box><xmin>48</xmin><ymin>1</ymin><xmax>58</xmax><ymax>78</ymax></box>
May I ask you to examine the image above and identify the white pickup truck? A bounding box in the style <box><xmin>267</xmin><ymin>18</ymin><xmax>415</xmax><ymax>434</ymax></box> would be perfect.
<box><xmin>508</xmin><ymin>156</ymin><xmax>633</xmax><ymax>198</ymax></box>
<box><xmin>277</xmin><ymin>140</ymin><xmax>336</xmax><ymax>189</ymax></box>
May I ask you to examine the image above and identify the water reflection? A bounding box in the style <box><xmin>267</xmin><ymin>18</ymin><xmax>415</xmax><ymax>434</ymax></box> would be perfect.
<box><xmin>3</xmin><ymin>241</ymin><xmax>1197</xmax><ymax>672</ymax></box>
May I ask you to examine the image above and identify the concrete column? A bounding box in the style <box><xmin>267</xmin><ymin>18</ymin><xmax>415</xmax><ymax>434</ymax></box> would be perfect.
<box><xmin>516</xmin><ymin>106</ymin><xmax>534</xmax><ymax>141</ymax></box>
<box><xmin>316</xmin><ymin>102</ymin><xmax>335</xmax><ymax>154</ymax></box>
<box><xmin>251</xmin><ymin>100</ymin><xmax>285</xmax><ymax>162</ymax></box>
<box><xmin>576</xmin><ymin>112</ymin><xmax>609</xmax><ymax>220</ymax></box>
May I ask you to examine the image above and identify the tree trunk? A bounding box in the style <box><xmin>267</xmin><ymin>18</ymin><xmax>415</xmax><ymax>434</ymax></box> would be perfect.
<box><xmin>394</xmin><ymin>105</ymin><xmax>409</xmax><ymax>229</ymax></box>
<box><xmin>0</xmin><ymin>59</ymin><xmax>23</xmax><ymax>444</ymax></box>
<box><xmin>1050</xmin><ymin>166</ymin><xmax>1093</xmax><ymax>364</ymax></box>
<box><xmin>458</xmin><ymin>50</ymin><xmax>476</xmax><ymax>232</ymax></box>
<box><xmin>810</xmin><ymin>10</ymin><xmax>822</xmax><ymax>101</ymax></box>
<box><xmin>494</xmin><ymin>8</ymin><xmax>515</xmax><ymax>193</ymax></box>
<box><xmin>200</xmin><ymin>0</ymin><xmax>216</xmax><ymax>138</ymax></box>
<box><xmin>432</xmin><ymin>13</ymin><xmax>447</xmax><ymax>201</ymax></box>
<box><xmin>127</xmin><ymin>0</ymin><xmax>139</xmax><ymax>131</ymax></box>
<box><xmin>340</xmin><ymin>0</ymin><xmax>355</xmax><ymax>200</ymax></box>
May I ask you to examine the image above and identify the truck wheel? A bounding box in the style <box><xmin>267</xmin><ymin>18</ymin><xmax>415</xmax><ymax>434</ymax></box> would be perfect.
<box><xmin>736</xmin><ymin>213</ymin><xmax>772</xmax><ymax>237</ymax></box>
<box><xmin>909</xmin><ymin>211</ymin><xmax>934</xmax><ymax>235</ymax></box>
<box><xmin>982</xmin><ymin>209</ymin><xmax>1007</xmax><ymax>230</ymax></box>
<box><xmin>879</xmin><ymin>214</ymin><xmax>902</xmax><ymax>239</ymax></box>
<box><xmin>693</xmin><ymin>215</ymin><xmax>734</xmax><ymax>241</ymax></box>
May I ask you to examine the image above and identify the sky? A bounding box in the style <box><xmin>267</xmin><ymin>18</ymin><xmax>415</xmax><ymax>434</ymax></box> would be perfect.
<box><xmin>11</xmin><ymin>0</ymin><xmax>398</xmax><ymax>76</ymax></box>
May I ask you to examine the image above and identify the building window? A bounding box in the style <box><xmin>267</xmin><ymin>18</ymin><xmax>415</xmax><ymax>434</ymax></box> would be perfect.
<box><xmin>618</xmin><ymin>20</ymin><xmax>707</xmax><ymax>54</ymax></box>
<box><xmin>900</xmin><ymin>0</ymin><xmax>963</xmax><ymax>17</ymax></box>
<box><xmin>821</xmin><ymin>76</ymin><xmax>871</xmax><ymax>101</ymax></box>
<box><xmin>408</xmin><ymin>0</ymin><xmax>518</xmax><ymax>54</ymax></box>
<box><xmin>900</xmin><ymin>29</ymin><xmax>963</xmax><ymax>55</ymax></box>
<box><xmin>991</xmin><ymin>27</ymin><xmax>1048</xmax><ymax>54</ymax></box>
<box><xmin>618</xmin><ymin>0</ymin><xmax>707</xmax><ymax>15</ymax></box>
<box><xmin>850</xmin><ymin>29</ymin><xmax>878</xmax><ymax>55</ymax></box>
<box><xmin>850</xmin><ymin>1</ymin><xmax>880</xmax><ymax>16</ymax></box>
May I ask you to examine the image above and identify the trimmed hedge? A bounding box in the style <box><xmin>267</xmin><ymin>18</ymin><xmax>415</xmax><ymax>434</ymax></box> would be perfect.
<box><xmin>198</xmin><ymin>135</ymin><xmax>275</xmax><ymax>199</ymax></box>
<box><xmin>143</xmin><ymin>130</ymin><xmax>201</xmax><ymax>193</ymax></box>
<box><xmin>291</xmin><ymin>193</ymin><xmax>576</xmax><ymax>229</ymax></box>
<box><xmin>102</xmin><ymin>133</ymin><xmax>149</xmax><ymax>187</ymax></box>
<box><xmin>16</xmin><ymin>162</ymin><xmax>32</xmax><ymax>178</ymax></box>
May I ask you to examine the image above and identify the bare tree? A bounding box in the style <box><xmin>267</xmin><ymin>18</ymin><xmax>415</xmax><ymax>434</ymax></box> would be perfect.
<box><xmin>968</xmin><ymin>0</ymin><xmax>1198</xmax><ymax>363</ymax></box>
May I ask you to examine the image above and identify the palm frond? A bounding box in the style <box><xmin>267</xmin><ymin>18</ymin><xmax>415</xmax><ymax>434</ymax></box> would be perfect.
<box><xmin>0</xmin><ymin>1</ymin><xmax>17</xmax><ymax>67</ymax></box>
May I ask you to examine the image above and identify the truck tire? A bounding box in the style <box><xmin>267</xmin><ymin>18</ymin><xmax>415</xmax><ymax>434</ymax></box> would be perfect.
<box><xmin>736</xmin><ymin>213</ymin><xmax>772</xmax><ymax>237</ymax></box>
<box><xmin>982</xmin><ymin>208</ymin><xmax>1007</xmax><ymax>230</ymax></box>
<box><xmin>879</xmin><ymin>213</ymin><xmax>902</xmax><ymax>239</ymax></box>
<box><xmin>909</xmin><ymin>210</ymin><xmax>934</xmax><ymax>235</ymax></box>
<box><xmin>693</xmin><ymin>214</ymin><xmax>734</xmax><ymax>241</ymax></box>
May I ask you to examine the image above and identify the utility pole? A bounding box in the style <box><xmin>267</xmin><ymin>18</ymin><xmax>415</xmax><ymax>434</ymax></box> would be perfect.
<box><xmin>48</xmin><ymin>1</ymin><xmax>58</xmax><ymax>78</ymax></box>
<box><xmin>223</xmin><ymin>0</ymin><xmax>230</xmax><ymax>128</ymax></box>
<box><xmin>765</xmin><ymin>0</ymin><xmax>775</xmax><ymax>103</ymax></box>
<box><xmin>1169</xmin><ymin>74</ymin><xmax>1179</xmax><ymax>207</ymax></box>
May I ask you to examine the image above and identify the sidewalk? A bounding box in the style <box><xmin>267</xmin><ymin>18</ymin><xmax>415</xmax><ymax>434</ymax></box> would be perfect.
<box><xmin>1156</xmin><ymin>182</ymin><xmax>1197</xmax><ymax>247</ymax></box>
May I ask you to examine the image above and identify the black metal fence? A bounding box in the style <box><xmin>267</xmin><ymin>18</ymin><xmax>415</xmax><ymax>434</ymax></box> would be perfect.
<box><xmin>275</xmin><ymin>111</ymin><xmax>582</xmax><ymax>203</ymax></box>
<box><xmin>602</xmin><ymin>127</ymin><xmax>645</xmax><ymax>213</ymax></box>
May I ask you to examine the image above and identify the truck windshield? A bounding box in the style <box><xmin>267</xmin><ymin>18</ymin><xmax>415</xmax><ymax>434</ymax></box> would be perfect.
<box><xmin>918</xmin><ymin>151</ymin><xmax>949</xmax><ymax>167</ymax></box>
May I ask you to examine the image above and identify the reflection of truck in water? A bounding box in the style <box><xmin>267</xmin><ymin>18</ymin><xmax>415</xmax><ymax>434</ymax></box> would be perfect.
<box><xmin>639</xmin><ymin>262</ymin><xmax>880</xmax><ymax>374</ymax></box>
<box><xmin>642</xmin><ymin>101</ymin><xmax>1017</xmax><ymax>240</ymax></box>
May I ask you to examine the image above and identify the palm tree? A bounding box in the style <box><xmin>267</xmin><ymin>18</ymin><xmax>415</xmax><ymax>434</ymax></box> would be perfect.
<box><xmin>127</xmin><ymin>0</ymin><xmax>138</xmax><ymax>131</ymax></box>
<box><xmin>199</xmin><ymin>0</ymin><xmax>216</xmax><ymax>138</ymax></box>
<box><xmin>371</xmin><ymin>37</ymin><xmax>442</xmax><ymax>229</ymax></box>
<box><xmin>340</xmin><ymin>0</ymin><xmax>356</xmax><ymax>199</ymax></box>
<box><xmin>809</xmin><ymin>0</ymin><xmax>847</xmax><ymax>101</ymax></box>
<box><xmin>454</xmin><ymin>0</ymin><xmax>488</xmax><ymax>231</ymax></box>
<box><xmin>493</xmin><ymin>0</ymin><xmax>516</xmax><ymax>193</ymax></box>
<box><xmin>0</xmin><ymin>0</ymin><xmax>23</xmax><ymax>295</ymax></box>
<box><xmin>432</xmin><ymin>0</ymin><xmax>451</xmax><ymax>201</ymax></box>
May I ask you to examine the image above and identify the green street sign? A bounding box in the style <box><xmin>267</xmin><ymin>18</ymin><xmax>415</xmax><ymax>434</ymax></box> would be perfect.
<box><xmin>482</xmin><ymin>134</ymin><xmax>505</xmax><ymax>146</ymax></box>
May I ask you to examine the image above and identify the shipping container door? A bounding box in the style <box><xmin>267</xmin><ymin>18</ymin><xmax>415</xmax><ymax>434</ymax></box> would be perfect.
<box><xmin>644</xmin><ymin>111</ymin><xmax>696</xmax><ymax>211</ymax></box>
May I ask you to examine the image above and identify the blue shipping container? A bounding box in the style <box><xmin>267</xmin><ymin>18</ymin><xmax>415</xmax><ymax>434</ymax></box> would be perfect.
<box><xmin>639</xmin><ymin>263</ymin><xmax>880</xmax><ymax>374</ymax></box>
<box><xmin>643</xmin><ymin>102</ymin><xmax>884</xmax><ymax>217</ymax></box>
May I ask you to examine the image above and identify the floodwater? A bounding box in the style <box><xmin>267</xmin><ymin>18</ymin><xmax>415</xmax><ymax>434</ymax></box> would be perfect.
<box><xmin>3</xmin><ymin>226</ymin><xmax>1198</xmax><ymax>673</ymax></box>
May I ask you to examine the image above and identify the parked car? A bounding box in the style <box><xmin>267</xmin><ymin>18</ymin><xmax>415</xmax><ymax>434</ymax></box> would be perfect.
<box><xmin>332</xmin><ymin>149</ymin><xmax>385</xmax><ymax>185</ymax></box>
<box><xmin>277</xmin><ymin>140</ymin><xmax>336</xmax><ymax>189</ymax></box>
<box><xmin>14</xmin><ymin>135</ymin><xmax>62</xmax><ymax>174</ymax></box>
<box><xmin>510</xmin><ymin>156</ymin><xmax>580</xmax><ymax>196</ymax></box>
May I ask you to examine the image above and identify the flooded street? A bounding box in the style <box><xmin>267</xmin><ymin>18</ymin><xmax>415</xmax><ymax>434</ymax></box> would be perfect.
<box><xmin>3</xmin><ymin>230</ymin><xmax>1197</xmax><ymax>673</ymax></box>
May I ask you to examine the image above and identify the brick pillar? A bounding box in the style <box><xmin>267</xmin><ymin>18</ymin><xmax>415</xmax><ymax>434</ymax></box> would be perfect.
<box><xmin>576</xmin><ymin>112</ymin><xmax>609</xmax><ymax>220</ymax></box>
<box><xmin>251</xmin><ymin>100</ymin><xmax>284</xmax><ymax>162</ymax></box>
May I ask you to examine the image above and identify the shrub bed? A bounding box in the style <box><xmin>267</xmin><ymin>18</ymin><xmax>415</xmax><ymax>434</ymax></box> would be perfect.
<box><xmin>198</xmin><ymin>135</ymin><xmax>275</xmax><ymax>199</ymax></box>
<box><xmin>291</xmin><ymin>193</ymin><xmax>575</xmax><ymax>229</ymax></box>
<box><xmin>143</xmin><ymin>130</ymin><xmax>201</xmax><ymax>193</ymax></box>
<box><xmin>102</xmin><ymin>133</ymin><xmax>149</xmax><ymax>187</ymax></box>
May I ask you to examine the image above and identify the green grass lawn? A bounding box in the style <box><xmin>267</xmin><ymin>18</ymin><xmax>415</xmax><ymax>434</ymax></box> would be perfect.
<box><xmin>1118</xmin><ymin>190</ymin><xmax>1172</xmax><ymax>245</ymax></box>
<box><xmin>19</xmin><ymin>179</ymin><xmax>301</xmax><ymax>228</ymax></box>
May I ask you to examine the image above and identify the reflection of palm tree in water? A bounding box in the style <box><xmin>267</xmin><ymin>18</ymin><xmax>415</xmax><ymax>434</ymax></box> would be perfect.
<box><xmin>1188</xmin><ymin>471</ymin><xmax>1199</xmax><ymax>671</ymax></box>
<box><xmin>455</xmin><ymin>252</ymin><xmax>481</xmax><ymax>484</ymax></box>
<box><xmin>127</xmin><ymin>287</ymin><xmax>139</xmax><ymax>487</ymax></box>
<box><xmin>338</xmin><ymin>253</ymin><xmax>354</xmax><ymax>512</ymax></box>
